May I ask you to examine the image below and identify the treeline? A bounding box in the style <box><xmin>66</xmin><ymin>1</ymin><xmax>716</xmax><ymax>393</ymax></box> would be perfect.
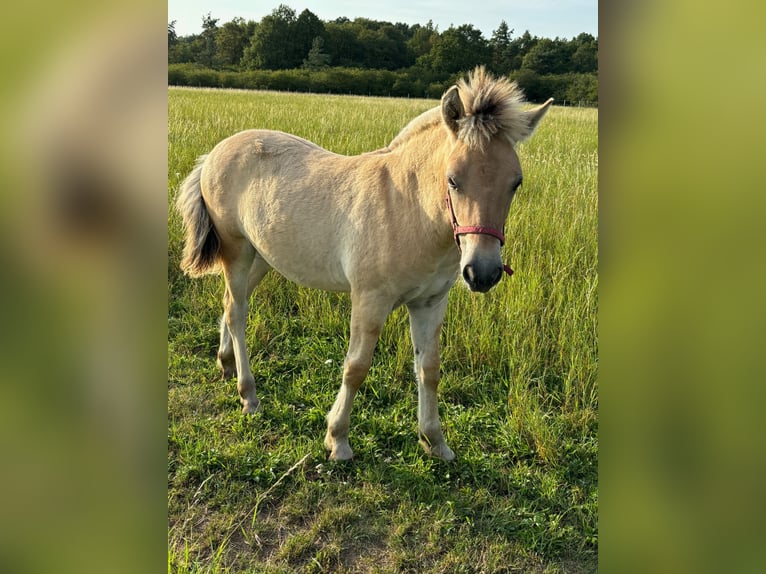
<box><xmin>168</xmin><ymin>4</ymin><xmax>598</xmax><ymax>105</ymax></box>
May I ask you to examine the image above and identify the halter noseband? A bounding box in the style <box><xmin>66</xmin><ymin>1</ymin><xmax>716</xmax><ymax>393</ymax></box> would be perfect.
<box><xmin>445</xmin><ymin>189</ymin><xmax>513</xmax><ymax>277</ymax></box>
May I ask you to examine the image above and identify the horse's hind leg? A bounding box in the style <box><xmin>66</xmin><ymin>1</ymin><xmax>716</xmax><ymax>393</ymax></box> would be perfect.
<box><xmin>216</xmin><ymin>305</ymin><xmax>236</xmax><ymax>380</ymax></box>
<box><xmin>221</xmin><ymin>244</ymin><xmax>261</xmax><ymax>414</ymax></box>
<box><xmin>217</xmin><ymin>255</ymin><xmax>271</xmax><ymax>379</ymax></box>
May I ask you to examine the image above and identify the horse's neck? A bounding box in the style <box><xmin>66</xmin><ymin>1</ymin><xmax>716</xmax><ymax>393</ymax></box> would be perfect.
<box><xmin>386</xmin><ymin>107</ymin><xmax>441</xmax><ymax>151</ymax></box>
<box><xmin>383</xmin><ymin>123</ymin><xmax>454</xmax><ymax>248</ymax></box>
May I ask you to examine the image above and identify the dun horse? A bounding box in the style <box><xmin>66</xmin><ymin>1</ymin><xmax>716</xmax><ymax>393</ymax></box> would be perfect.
<box><xmin>177</xmin><ymin>67</ymin><xmax>552</xmax><ymax>461</ymax></box>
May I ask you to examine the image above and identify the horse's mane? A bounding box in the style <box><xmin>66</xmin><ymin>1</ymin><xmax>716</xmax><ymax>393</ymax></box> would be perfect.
<box><xmin>454</xmin><ymin>66</ymin><xmax>528</xmax><ymax>149</ymax></box>
<box><xmin>385</xmin><ymin>108</ymin><xmax>441</xmax><ymax>151</ymax></box>
<box><xmin>386</xmin><ymin>67</ymin><xmax>528</xmax><ymax>152</ymax></box>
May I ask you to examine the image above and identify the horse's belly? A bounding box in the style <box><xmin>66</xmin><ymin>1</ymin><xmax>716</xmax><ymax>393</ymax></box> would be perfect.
<box><xmin>253</xmin><ymin>241</ymin><xmax>351</xmax><ymax>292</ymax></box>
<box><xmin>277</xmin><ymin>263</ymin><xmax>350</xmax><ymax>292</ymax></box>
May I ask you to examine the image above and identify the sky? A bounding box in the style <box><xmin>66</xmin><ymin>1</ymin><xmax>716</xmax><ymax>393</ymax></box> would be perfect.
<box><xmin>168</xmin><ymin>0</ymin><xmax>598</xmax><ymax>40</ymax></box>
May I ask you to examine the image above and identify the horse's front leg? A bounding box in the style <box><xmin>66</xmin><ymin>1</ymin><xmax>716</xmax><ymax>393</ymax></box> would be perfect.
<box><xmin>407</xmin><ymin>295</ymin><xmax>455</xmax><ymax>461</ymax></box>
<box><xmin>325</xmin><ymin>294</ymin><xmax>391</xmax><ymax>460</ymax></box>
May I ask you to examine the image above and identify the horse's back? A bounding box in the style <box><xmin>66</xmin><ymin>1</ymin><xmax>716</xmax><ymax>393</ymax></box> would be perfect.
<box><xmin>201</xmin><ymin>128</ymin><xmax>337</xmax><ymax>225</ymax></box>
<box><xmin>200</xmin><ymin>129</ymin><xmax>357</xmax><ymax>290</ymax></box>
<box><xmin>203</xmin><ymin>129</ymin><xmax>327</xmax><ymax>190</ymax></box>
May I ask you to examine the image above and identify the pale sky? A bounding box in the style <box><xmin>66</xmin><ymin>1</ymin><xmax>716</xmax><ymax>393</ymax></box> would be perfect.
<box><xmin>168</xmin><ymin>0</ymin><xmax>598</xmax><ymax>40</ymax></box>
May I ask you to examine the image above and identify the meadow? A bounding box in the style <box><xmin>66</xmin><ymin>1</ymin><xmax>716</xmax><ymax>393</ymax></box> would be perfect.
<box><xmin>168</xmin><ymin>86</ymin><xmax>598</xmax><ymax>573</ymax></box>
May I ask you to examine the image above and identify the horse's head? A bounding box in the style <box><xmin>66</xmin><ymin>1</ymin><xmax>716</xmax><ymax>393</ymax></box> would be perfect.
<box><xmin>440</xmin><ymin>68</ymin><xmax>553</xmax><ymax>293</ymax></box>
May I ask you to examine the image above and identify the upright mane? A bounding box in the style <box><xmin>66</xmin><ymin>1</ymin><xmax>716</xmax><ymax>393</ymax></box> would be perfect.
<box><xmin>385</xmin><ymin>108</ymin><xmax>441</xmax><ymax>152</ymax></box>
<box><xmin>453</xmin><ymin>66</ymin><xmax>528</xmax><ymax>149</ymax></box>
<box><xmin>386</xmin><ymin>67</ymin><xmax>530</xmax><ymax>152</ymax></box>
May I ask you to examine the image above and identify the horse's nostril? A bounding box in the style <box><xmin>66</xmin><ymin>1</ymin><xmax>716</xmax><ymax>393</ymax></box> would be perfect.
<box><xmin>463</xmin><ymin>264</ymin><xmax>475</xmax><ymax>285</ymax></box>
<box><xmin>463</xmin><ymin>262</ymin><xmax>503</xmax><ymax>292</ymax></box>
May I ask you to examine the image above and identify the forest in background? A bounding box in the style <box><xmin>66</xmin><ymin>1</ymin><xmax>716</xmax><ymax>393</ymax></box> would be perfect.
<box><xmin>168</xmin><ymin>4</ymin><xmax>598</xmax><ymax>105</ymax></box>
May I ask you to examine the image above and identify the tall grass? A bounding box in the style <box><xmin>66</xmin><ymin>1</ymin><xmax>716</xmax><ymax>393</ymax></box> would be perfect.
<box><xmin>168</xmin><ymin>86</ymin><xmax>597</xmax><ymax>573</ymax></box>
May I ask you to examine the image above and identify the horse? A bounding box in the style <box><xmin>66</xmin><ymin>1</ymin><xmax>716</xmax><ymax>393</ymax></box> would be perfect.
<box><xmin>176</xmin><ymin>67</ymin><xmax>553</xmax><ymax>461</ymax></box>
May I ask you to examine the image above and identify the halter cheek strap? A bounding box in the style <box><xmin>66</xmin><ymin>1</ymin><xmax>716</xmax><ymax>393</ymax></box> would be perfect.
<box><xmin>445</xmin><ymin>190</ymin><xmax>514</xmax><ymax>277</ymax></box>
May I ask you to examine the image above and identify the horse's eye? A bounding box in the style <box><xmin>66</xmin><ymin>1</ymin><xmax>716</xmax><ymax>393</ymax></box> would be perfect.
<box><xmin>447</xmin><ymin>176</ymin><xmax>458</xmax><ymax>191</ymax></box>
<box><xmin>512</xmin><ymin>176</ymin><xmax>523</xmax><ymax>192</ymax></box>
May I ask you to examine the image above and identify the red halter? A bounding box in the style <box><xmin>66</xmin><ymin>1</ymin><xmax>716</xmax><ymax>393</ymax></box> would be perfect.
<box><xmin>445</xmin><ymin>189</ymin><xmax>514</xmax><ymax>277</ymax></box>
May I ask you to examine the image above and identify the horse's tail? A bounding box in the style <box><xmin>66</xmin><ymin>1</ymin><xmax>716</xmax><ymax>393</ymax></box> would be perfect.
<box><xmin>176</xmin><ymin>155</ymin><xmax>221</xmax><ymax>277</ymax></box>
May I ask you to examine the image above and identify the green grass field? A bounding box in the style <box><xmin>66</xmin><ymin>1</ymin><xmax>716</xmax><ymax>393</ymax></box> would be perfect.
<box><xmin>168</xmin><ymin>87</ymin><xmax>598</xmax><ymax>573</ymax></box>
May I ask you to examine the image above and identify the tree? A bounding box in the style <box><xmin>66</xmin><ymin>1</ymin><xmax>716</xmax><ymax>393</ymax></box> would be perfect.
<box><xmin>214</xmin><ymin>17</ymin><xmax>255</xmax><ymax>68</ymax></box>
<box><xmin>303</xmin><ymin>36</ymin><xmax>331</xmax><ymax>69</ymax></box>
<box><xmin>293</xmin><ymin>9</ymin><xmax>325</xmax><ymax>65</ymax></box>
<box><xmin>565</xmin><ymin>73</ymin><xmax>598</xmax><ymax>104</ymax></box>
<box><xmin>571</xmin><ymin>34</ymin><xmax>598</xmax><ymax>73</ymax></box>
<box><xmin>419</xmin><ymin>24</ymin><xmax>491</xmax><ymax>74</ymax></box>
<box><xmin>379</xmin><ymin>24</ymin><xmax>412</xmax><ymax>69</ymax></box>
<box><xmin>168</xmin><ymin>10</ymin><xmax>597</xmax><ymax>102</ymax></box>
<box><xmin>199</xmin><ymin>13</ymin><xmax>219</xmax><ymax>68</ymax></box>
<box><xmin>511</xmin><ymin>68</ymin><xmax>543</xmax><ymax>101</ymax></box>
<box><xmin>324</xmin><ymin>21</ymin><xmax>365</xmax><ymax>67</ymax></box>
<box><xmin>169</xmin><ymin>34</ymin><xmax>197</xmax><ymax>64</ymax></box>
<box><xmin>489</xmin><ymin>20</ymin><xmax>515</xmax><ymax>73</ymax></box>
<box><xmin>168</xmin><ymin>21</ymin><xmax>177</xmax><ymax>49</ymax></box>
<box><xmin>241</xmin><ymin>4</ymin><xmax>297</xmax><ymax>69</ymax></box>
<box><xmin>509</xmin><ymin>30</ymin><xmax>538</xmax><ymax>66</ymax></box>
<box><xmin>356</xmin><ymin>24</ymin><xmax>410</xmax><ymax>69</ymax></box>
<box><xmin>521</xmin><ymin>38</ymin><xmax>571</xmax><ymax>75</ymax></box>
<box><xmin>408</xmin><ymin>21</ymin><xmax>437</xmax><ymax>60</ymax></box>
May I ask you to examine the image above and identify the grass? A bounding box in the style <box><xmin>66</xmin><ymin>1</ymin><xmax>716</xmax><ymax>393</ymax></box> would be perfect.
<box><xmin>168</xmin><ymin>86</ymin><xmax>598</xmax><ymax>573</ymax></box>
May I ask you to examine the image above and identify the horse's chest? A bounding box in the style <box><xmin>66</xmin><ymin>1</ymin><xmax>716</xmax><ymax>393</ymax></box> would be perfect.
<box><xmin>395</xmin><ymin>267</ymin><xmax>457</xmax><ymax>308</ymax></box>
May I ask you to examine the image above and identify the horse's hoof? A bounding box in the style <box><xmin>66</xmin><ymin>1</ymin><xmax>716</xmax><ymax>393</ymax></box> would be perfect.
<box><xmin>218</xmin><ymin>362</ymin><xmax>237</xmax><ymax>380</ymax></box>
<box><xmin>325</xmin><ymin>436</ymin><xmax>354</xmax><ymax>461</ymax></box>
<box><xmin>422</xmin><ymin>440</ymin><xmax>455</xmax><ymax>462</ymax></box>
<box><xmin>434</xmin><ymin>444</ymin><xmax>456</xmax><ymax>462</ymax></box>
<box><xmin>221</xmin><ymin>369</ymin><xmax>236</xmax><ymax>380</ymax></box>
<box><xmin>241</xmin><ymin>399</ymin><xmax>261</xmax><ymax>414</ymax></box>
<box><xmin>328</xmin><ymin>447</ymin><xmax>354</xmax><ymax>461</ymax></box>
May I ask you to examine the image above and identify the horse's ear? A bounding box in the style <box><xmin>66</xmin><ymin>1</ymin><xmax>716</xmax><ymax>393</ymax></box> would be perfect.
<box><xmin>516</xmin><ymin>97</ymin><xmax>554</xmax><ymax>142</ymax></box>
<box><xmin>441</xmin><ymin>85</ymin><xmax>464</xmax><ymax>135</ymax></box>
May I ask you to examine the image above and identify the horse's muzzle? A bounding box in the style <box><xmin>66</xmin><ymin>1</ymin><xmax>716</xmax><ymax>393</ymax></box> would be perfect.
<box><xmin>462</xmin><ymin>262</ymin><xmax>503</xmax><ymax>293</ymax></box>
